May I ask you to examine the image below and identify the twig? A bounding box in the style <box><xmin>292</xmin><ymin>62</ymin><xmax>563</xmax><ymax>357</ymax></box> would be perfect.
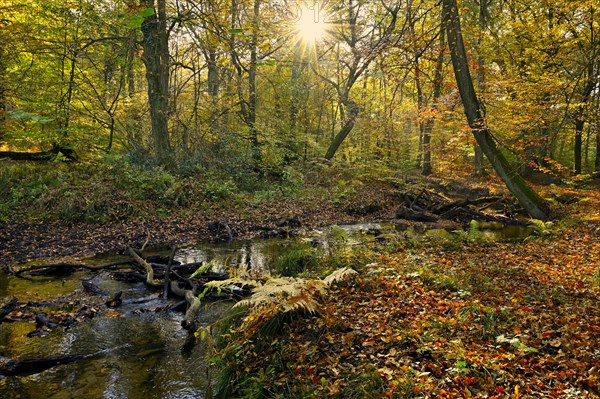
<box><xmin>141</xmin><ymin>228</ymin><xmax>151</xmax><ymax>252</ymax></box>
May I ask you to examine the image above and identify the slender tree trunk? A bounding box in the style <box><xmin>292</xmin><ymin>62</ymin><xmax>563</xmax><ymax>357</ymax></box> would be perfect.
<box><xmin>572</xmin><ymin>70</ymin><xmax>596</xmax><ymax>174</ymax></box>
<box><xmin>0</xmin><ymin>41</ymin><xmax>6</xmax><ymax>133</ymax></box>
<box><xmin>325</xmin><ymin>97</ymin><xmax>359</xmax><ymax>160</ymax></box>
<box><xmin>414</xmin><ymin>59</ymin><xmax>423</xmax><ymax>168</ymax></box>
<box><xmin>595</xmin><ymin>129</ymin><xmax>600</xmax><ymax>172</ymax></box>
<box><xmin>443</xmin><ymin>0</ymin><xmax>550</xmax><ymax>220</ymax></box>
<box><xmin>289</xmin><ymin>43</ymin><xmax>302</xmax><ymax>131</ymax></box>
<box><xmin>248</xmin><ymin>0</ymin><xmax>261</xmax><ymax>167</ymax></box>
<box><xmin>126</xmin><ymin>31</ymin><xmax>136</xmax><ymax>97</ymax></box>
<box><xmin>574</xmin><ymin>120</ymin><xmax>584</xmax><ymax>175</ymax></box>
<box><xmin>141</xmin><ymin>0</ymin><xmax>171</xmax><ymax>164</ymax></box>
<box><xmin>473</xmin><ymin>0</ymin><xmax>488</xmax><ymax>176</ymax></box>
<box><xmin>421</xmin><ymin>13</ymin><xmax>446</xmax><ymax>176</ymax></box>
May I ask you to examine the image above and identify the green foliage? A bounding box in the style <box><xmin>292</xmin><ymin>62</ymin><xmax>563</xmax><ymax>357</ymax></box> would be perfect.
<box><xmin>529</xmin><ymin>219</ymin><xmax>555</xmax><ymax>236</ymax></box>
<box><xmin>208</xmin><ymin>268</ymin><xmax>356</xmax><ymax>398</ymax></box>
<box><xmin>452</xmin><ymin>220</ymin><xmax>488</xmax><ymax>244</ymax></box>
<box><xmin>273</xmin><ymin>243</ymin><xmax>320</xmax><ymax>277</ymax></box>
<box><xmin>331</xmin><ymin>179</ymin><xmax>359</xmax><ymax>206</ymax></box>
<box><xmin>125</xmin><ymin>7</ymin><xmax>155</xmax><ymax>29</ymax></box>
<box><xmin>202</xmin><ymin>177</ymin><xmax>238</xmax><ymax>201</ymax></box>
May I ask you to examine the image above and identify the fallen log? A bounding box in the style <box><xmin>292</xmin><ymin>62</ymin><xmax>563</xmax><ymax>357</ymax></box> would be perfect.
<box><xmin>0</xmin><ymin>143</ymin><xmax>77</xmax><ymax>163</ymax></box>
<box><xmin>0</xmin><ymin>297</ymin><xmax>18</xmax><ymax>322</ymax></box>
<box><xmin>35</xmin><ymin>314</ymin><xmax>57</xmax><ymax>329</ymax></box>
<box><xmin>82</xmin><ymin>279</ymin><xmax>109</xmax><ymax>296</ymax></box>
<box><xmin>433</xmin><ymin>196</ymin><xmax>504</xmax><ymax>214</ymax></box>
<box><xmin>126</xmin><ymin>246</ymin><xmax>163</xmax><ymax>287</ymax></box>
<box><xmin>0</xmin><ymin>345</ymin><xmax>127</xmax><ymax>377</ymax></box>
<box><xmin>169</xmin><ymin>281</ymin><xmax>201</xmax><ymax>331</ymax></box>
<box><xmin>13</xmin><ymin>259</ymin><xmax>133</xmax><ymax>276</ymax></box>
<box><xmin>396</xmin><ymin>204</ymin><xmax>439</xmax><ymax>222</ymax></box>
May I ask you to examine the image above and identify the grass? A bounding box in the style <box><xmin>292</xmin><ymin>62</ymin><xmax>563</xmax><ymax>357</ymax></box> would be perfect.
<box><xmin>272</xmin><ymin>243</ymin><xmax>321</xmax><ymax>277</ymax></box>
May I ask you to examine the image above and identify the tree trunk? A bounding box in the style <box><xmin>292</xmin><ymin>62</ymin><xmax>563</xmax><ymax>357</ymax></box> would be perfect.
<box><xmin>248</xmin><ymin>0</ymin><xmax>261</xmax><ymax>167</ymax></box>
<box><xmin>126</xmin><ymin>31</ymin><xmax>137</xmax><ymax>97</ymax></box>
<box><xmin>473</xmin><ymin>0</ymin><xmax>488</xmax><ymax>176</ymax></box>
<box><xmin>572</xmin><ymin>60</ymin><xmax>597</xmax><ymax>175</ymax></box>
<box><xmin>443</xmin><ymin>0</ymin><xmax>550</xmax><ymax>220</ymax></box>
<box><xmin>421</xmin><ymin>13</ymin><xmax>446</xmax><ymax>176</ymax></box>
<box><xmin>596</xmin><ymin>129</ymin><xmax>600</xmax><ymax>172</ymax></box>
<box><xmin>574</xmin><ymin>120</ymin><xmax>584</xmax><ymax>175</ymax></box>
<box><xmin>141</xmin><ymin>0</ymin><xmax>171</xmax><ymax>164</ymax></box>
<box><xmin>325</xmin><ymin>99</ymin><xmax>359</xmax><ymax>160</ymax></box>
<box><xmin>0</xmin><ymin>39</ymin><xmax>6</xmax><ymax>135</ymax></box>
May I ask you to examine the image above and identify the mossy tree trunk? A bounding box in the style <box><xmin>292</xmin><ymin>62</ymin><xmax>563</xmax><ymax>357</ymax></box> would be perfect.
<box><xmin>443</xmin><ymin>0</ymin><xmax>550</xmax><ymax>220</ymax></box>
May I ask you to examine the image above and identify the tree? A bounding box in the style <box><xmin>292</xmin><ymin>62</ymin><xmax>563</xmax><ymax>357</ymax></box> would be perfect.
<box><xmin>443</xmin><ymin>0</ymin><xmax>550</xmax><ymax>220</ymax></box>
<box><xmin>473</xmin><ymin>0</ymin><xmax>489</xmax><ymax>176</ymax></box>
<box><xmin>316</xmin><ymin>0</ymin><xmax>401</xmax><ymax>160</ymax></box>
<box><xmin>140</xmin><ymin>0</ymin><xmax>171</xmax><ymax>163</ymax></box>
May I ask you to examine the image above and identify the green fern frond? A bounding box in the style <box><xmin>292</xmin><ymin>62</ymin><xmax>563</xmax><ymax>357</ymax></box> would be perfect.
<box><xmin>189</xmin><ymin>259</ymin><xmax>216</xmax><ymax>278</ymax></box>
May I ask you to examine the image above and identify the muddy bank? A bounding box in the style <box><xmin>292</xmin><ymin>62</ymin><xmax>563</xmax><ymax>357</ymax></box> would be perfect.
<box><xmin>0</xmin><ymin>190</ymin><xmax>397</xmax><ymax>268</ymax></box>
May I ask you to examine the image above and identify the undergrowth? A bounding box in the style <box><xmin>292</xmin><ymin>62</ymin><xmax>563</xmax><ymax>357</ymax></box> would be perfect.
<box><xmin>0</xmin><ymin>156</ymin><xmax>336</xmax><ymax>223</ymax></box>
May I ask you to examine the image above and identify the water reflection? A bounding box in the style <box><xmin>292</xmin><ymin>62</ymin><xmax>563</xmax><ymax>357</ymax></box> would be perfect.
<box><xmin>0</xmin><ymin>221</ymin><xmax>533</xmax><ymax>398</ymax></box>
<box><xmin>175</xmin><ymin>239</ymin><xmax>297</xmax><ymax>274</ymax></box>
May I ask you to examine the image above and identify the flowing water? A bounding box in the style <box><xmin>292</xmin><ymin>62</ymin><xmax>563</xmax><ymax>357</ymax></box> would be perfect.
<box><xmin>0</xmin><ymin>234</ymin><xmax>319</xmax><ymax>399</ymax></box>
<box><xmin>0</xmin><ymin>222</ymin><xmax>533</xmax><ymax>398</ymax></box>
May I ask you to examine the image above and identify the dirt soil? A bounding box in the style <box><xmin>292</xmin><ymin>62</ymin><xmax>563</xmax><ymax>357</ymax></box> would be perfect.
<box><xmin>0</xmin><ymin>181</ymin><xmax>402</xmax><ymax>268</ymax></box>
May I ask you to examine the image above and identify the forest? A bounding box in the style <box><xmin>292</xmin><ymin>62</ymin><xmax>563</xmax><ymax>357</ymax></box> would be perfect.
<box><xmin>0</xmin><ymin>0</ymin><xmax>599</xmax><ymax>398</ymax></box>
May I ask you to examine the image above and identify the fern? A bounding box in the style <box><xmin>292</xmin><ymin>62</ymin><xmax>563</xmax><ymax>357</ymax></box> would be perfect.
<box><xmin>323</xmin><ymin>266</ymin><xmax>357</xmax><ymax>285</ymax></box>
<box><xmin>211</xmin><ymin>267</ymin><xmax>357</xmax><ymax>339</ymax></box>
<box><xmin>236</xmin><ymin>277</ymin><xmax>326</xmax><ymax>314</ymax></box>
<box><xmin>529</xmin><ymin>219</ymin><xmax>554</xmax><ymax>235</ymax></box>
<box><xmin>189</xmin><ymin>259</ymin><xmax>217</xmax><ymax>278</ymax></box>
<box><xmin>205</xmin><ymin>277</ymin><xmax>263</xmax><ymax>290</ymax></box>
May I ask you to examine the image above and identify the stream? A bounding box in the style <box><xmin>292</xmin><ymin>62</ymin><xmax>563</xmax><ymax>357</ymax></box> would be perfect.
<box><xmin>0</xmin><ymin>222</ymin><xmax>533</xmax><ymax>398</ymax></box>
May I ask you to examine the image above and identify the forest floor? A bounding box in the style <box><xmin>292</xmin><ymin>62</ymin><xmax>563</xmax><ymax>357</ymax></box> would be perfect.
<box><xmin>0</xmin><ymin>161</ymin><xmax>524</xmax><ymax>268</ymax></box>
<box><xmin>1</xmin><ymin>163</ymin><xmax>599</xmax><ymax>398</ymax></box>
<box><xmin>0</xmin><ymin>179</ymin><xmax>398</xmax><ymax>268</ymax></box>
<box><xmin>219</xmin><ymin>178</ymin><xmax>600</xmax><ymax>398</ymax></box>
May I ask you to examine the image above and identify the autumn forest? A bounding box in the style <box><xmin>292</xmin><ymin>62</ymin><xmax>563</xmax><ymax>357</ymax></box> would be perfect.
<box><xmin>0</xmin><ymin>0</ymin><xmax>599</xmax><ymax>398</ymax></box>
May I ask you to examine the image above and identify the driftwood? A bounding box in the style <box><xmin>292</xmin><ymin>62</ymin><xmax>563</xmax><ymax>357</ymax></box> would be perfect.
<box><xmin>433</xmin><ymin>196</ymin><xmax>504</xmax><ymax>214</ymax></box>
<box><xmin>35</xmin><ymin>314</ymin><xmax>57</xmax><ymax>329</ymax></box>
<box><xmin>8</xmin><ymin>245</ymin><xmax>233</xmax><ymax>333</ymax></box>
<box><xmin>163</xmin><ymin>247</ymin><xmax>177</xmax><ymax>299</ymax></box>
<box><xmin>0</xmin><ymin>345</ymin><xmax>126</xmax><ymax>377</ymax></box>
<box><xmin>82</xmin><ymin>279</ymin><xmax>109</xmax><ymax>296</ymax></box>
<box><xmin>126</xmin><ymin>246</ymin><xmax>163</xmax><ymax>287</ymax></box>
<box><xmin>169</xmin><ymin>281</ymin><xmax>202</xmax><ymax>331</ymax></box>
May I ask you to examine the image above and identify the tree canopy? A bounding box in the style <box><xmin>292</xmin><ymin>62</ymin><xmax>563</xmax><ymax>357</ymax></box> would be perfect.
<box><xmin>0</xmin><ymin>0</ymin><xmax>598</xmax><ymax>179</ymax></box>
